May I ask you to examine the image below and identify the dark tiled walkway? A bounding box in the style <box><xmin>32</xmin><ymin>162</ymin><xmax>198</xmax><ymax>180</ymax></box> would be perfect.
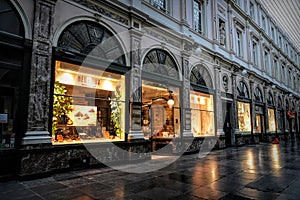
<box><xmin>1</xmin><ymin>140</ymin><xmax>300</xmax><ymax>200</ymax></box>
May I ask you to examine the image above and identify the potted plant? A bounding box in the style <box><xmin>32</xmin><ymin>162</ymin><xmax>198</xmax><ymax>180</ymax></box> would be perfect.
<box><xmin>52</xmin><ymin>81</ymin><xmax>73</xmax><ymax>136</ymax></box>
<box><xmin>110</xmin><ymin>86</ymin><xmax>122</xmax><ymax>138</ymax></box>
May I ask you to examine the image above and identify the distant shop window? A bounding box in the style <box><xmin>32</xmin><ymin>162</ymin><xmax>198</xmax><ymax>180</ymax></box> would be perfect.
<box><xmin>190</xmin><ymin>91</ymin><xmax>214</xmax><ymax>136</ymax></box>
<box><xmin>237</xmin><ymin>81</ymin><xmax>251</xmax><ymax>134</ymax></box>
<box><xmin>267</xmin><ymin>92</ymin><xmax>276</xmax><ymax>133</ymax></box>
<box><xmin>190</xmin><ymin>65</ymin><xmax>214</xmax><ymax>137</ymax></box>
<box><xmin>238</xmin><ymin>102</ymin><xmax>251</xmax><ymax>133</ymax></box>
<box><xmin>52</xmin><ymin>61</ymin><xmax>126</xmax><ymax>144</ymax></box>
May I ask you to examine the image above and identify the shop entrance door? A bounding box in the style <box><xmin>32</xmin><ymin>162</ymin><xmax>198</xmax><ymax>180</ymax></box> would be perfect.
<box><xmin>223</xmin><ymin>101</ymin><xmax>232</xmax><ymax>146</ymax></box>
<box><xmin>255</xmin><ymin>114</ymin><xmax>264</xmax><ymax>141</ymax></box>
<box><xmin>0</xmin><ymin>86</ymin><xmax>17</xmax><ymax>178</ymax></box>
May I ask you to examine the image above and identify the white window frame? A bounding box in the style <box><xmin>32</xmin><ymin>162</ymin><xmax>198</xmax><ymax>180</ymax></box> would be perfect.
<box><xmin>153</xmin><ymin>0</ymin><xmax>169</xmax><ymax>14</ymax></box>
<box><xmin>252</xmin><ymin>38</ymin><xmax>258</xmax><ymax>66</ymax></box>
<box><xmin>249</xmin><ymin>1</ymin><xmax>255</xmax><ymax>20</ymax></box>
<box><xmin>236</xmin><ymin>27</ymin><xmax>244</xmax><ymax>58</ymax></box>
<box><xmin>193</xmin><ymin>0</ymin><xmax>205</xmax><ymax>35</ymax></box>
<box><xmin>264</xmin><ymin>50</ymin><xmax>270</xmax><ymax>74</ymax></box>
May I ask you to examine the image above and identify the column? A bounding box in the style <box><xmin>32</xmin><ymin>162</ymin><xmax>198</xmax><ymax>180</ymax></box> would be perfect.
<box><xmin>181</xmin><ymin>52</ymin><xmax>193</xmax><ymax>137</ymax></box>
<box><xmin>128</xmin><ymin>28</ymin><xmax>144</xmax><ymax>140</ymax></box>
<box><xmin>214</xmin><ymin>63</ymin><xmax>223</xmax><ymax>135</ymax></box>
<box><xmin>22</xmin><ymin>0</ymin><xmax>57</xmax><ymax>146</ymax></box>
<box><xmin>231</xmin><ymin>66</ymin><xmax>239</xmax><ymax>145</ymax></box>
<box><xmin>249</xmin><ymin>80</ymin><xmax>256</xmax><ymax>142</ymax></box>
<box><xmin>263</xmin><ymin>85</ymin><xmax>269</xmax><ymax>141</ymax></box>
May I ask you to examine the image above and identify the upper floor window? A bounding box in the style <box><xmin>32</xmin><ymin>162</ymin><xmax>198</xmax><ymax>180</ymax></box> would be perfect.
<box><xmin>279</xmin><ymin>36</ymin><xmax>282</xmax><ymax>48</ymax></box>
<box><xmin>262</xmin><ymin>15</ymin><xmax>266</xmax><ymax>31</ymax></box>
<box><xmin>236</xmin><ymin>29</ymin><xmax>243</xmax><ymax>57</ymax></box>
<box><xmin>252</xmin><ymin>39</ymin><xmax>258</xmax><ymax>66</ymax></box>
<box><xmin>264</xmin><ymin>50</ymin><xmax>270</xmax><ymax>74</ymax></box>
<box><xmin>250</xmin><ymin>2</ymin><xmax>255</xmax><ymax>20</ymax></box>
<box><xmin>274</xmin><ymin>58</ymin><xmax>279</xmax><ymax>80</ymax></box>
<box><xmin>281</xmin><ymin>65</ymin><xmax>286</xmax><ymax>83</ymax></box>
<box><xmin>153</xmin><ymin>0</ymin><xmax>169</xmax><ymax>13</ymax></box>
<box><xmin>193</xmin><ymin>0</ymin><xmax>204</xmax><ymax>34</ymax></box>
<box><xmin>271</xmin><ymin>26</ymin><xmax>275</xmax><ymax>40</ymax></box>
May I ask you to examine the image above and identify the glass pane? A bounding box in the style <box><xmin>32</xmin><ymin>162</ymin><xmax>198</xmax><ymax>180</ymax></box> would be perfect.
<box><xmin>0</xmin><ymin>0</ymin><xmax>24</xmax><ymax>36</ymax></box>
<box><xmin>238</xmin><ymin>102</ymin><xmax>251</xmax><ymax>133</ymax></box>
<box><xmin>268</xmin><ymin>108</ymin><xmax>276</xmax><ymax>132</ymax></box>
<box><xmin>190</xmin><ymin>90</ymin><xmax>214</xmax><ymax>137</ymax></box>
<box><xmin>52</xmin><ymin>61</ymin><xmax>126</xmax><ymax>144</ymax></box>
<box><xmin>142</xmin><ymin>80</ymin><xmax>180</xmax><ymax>139</ymax></box>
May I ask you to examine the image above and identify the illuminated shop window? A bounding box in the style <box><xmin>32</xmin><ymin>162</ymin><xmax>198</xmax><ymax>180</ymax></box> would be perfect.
<box><xmin>52</xmin><ymin>61</ymin><xmax>125</xmax><ymax>144</ymax></box>
<box><xmin>141</xmin><ymin>80</ymin><xmax>180</xmax><ymax>139</ymax></box>
<box><xmin>190</xmin><ymin>91</ymin><xmax>214</xmax><ymax>136</ymax></box>
<box><xmin>268</xmin><ymin>108</ymin><xmax>276</xmax><ymax>132</ymax></box>
<box><xmin>238</xmin><ymin>102</ymin><xmax>251</xmax><ymax>133</ymax></box>
<box><xmin>190</xmin><ymin>65</ymin><xmax>214</xmax><ymax>137</ymax></box>
<box><xmin>267</xmin><ymin>92</ymin><xmax>276</xmax><ymax>133</ymax></box>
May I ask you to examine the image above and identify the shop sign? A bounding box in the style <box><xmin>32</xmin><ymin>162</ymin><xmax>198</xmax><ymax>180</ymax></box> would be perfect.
<box><xmin>0</xmin><ymin>114</ymin><xmax>8</xmax><ymax>123</ymax></box>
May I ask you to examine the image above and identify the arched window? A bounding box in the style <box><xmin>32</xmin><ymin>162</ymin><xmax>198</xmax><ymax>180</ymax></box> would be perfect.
<box><xmin>278</xmin><ymin>97</ymin><xmax>282</xmax><ymax>109</ymax></box>
<box><xmin>190</xmin><ymin>65</ymin><xmax>213</xmax><ymax>90</ymax></box>
<box><xmin>190</xmin><ymin>65</ymin><xmax>214</xmax><ymax>137</ymax></box>
<box><xmin>57</xmin><ymin>21</ymin><xmax>125</xmax><ymax>65</ymax></box>
<box><xmin>237</xmin><ymin>81</ymin><xmax>249</xmax><ymax>98</ymax></box>
<box><xmin>254</xmin><ymin>87</ymin><xmax>263</xmax><ymax>102</ymax></box>
<box><xmin>267</xmin><ymin>92</ymin><xmax>274</xmax><ymax>106</ymax></box>
<box><xmin>0</xmin><ymin>0</ymin><xmax>24</xmax><ymax>36</ymax></box>
<box><xmin>143</xmin><ymin>49</ymin><xmax>179</xmax><ymax>79</ymax></box>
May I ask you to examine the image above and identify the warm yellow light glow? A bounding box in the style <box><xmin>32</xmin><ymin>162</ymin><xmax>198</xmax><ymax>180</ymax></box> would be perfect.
<box><xmin>167</xmin><ymin>99</ymin><xmax>175</xmax><ymax>108</ymax></box>
<box><xmin>58</xmin><ymin>72</ymin><xmax>73</xmax><ymax>84</ymax></box>
<box><xmin>200</xmin><ymin>97</ymin><xmax>205</xmax><ymax>105</ymax></box>
<box><xmin>103</xmin><ymin>79</ymin><xmax>114</xmax><ymax>91</ymax></box>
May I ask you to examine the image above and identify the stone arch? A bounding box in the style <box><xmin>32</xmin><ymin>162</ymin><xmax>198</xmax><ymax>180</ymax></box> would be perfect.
<box><xmin>190</xmin><ymin>64</ymin><xmax>214</xmax><ymax>90</ymax></box>
<box><xmin>56</xmin><ymin>20</ymin><xmax>126</xmax><ymax>65</ymax></box>
<box><xmin>0</xmin><ymin>0</ymin><xmax>25</xmax><ymax>37</ymax></box>
<box><xmin>237</xmin><ymin>81</ymin><xmax>250</xmax><ymax>99</ymax></box>
<box><xmin>254</xmin><ymin>86</ymin><xmax>263</xmax><ymax>102</ymax></box>
<box><xmin>267</xmin><ymin>91</ymin><xmax>274</xmax><ymax>106</ymax></box>
<box><xmin>142</xmin><ymin>48</ymin><xmax>179</xmax><ymax>80</ymax></box>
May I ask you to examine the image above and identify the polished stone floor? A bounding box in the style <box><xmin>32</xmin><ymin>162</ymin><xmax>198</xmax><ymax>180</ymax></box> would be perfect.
<box><xmin>1</xmin><ymin>139</ymin><xmax>300</xmax><ymax>200</ymax></box>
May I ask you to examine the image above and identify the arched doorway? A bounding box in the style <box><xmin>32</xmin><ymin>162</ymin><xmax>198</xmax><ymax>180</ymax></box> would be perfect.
<box><xmin>237</xmin><ymin>81</ymin><xmax>252</xmax><ymax>138</ymax></box>
<box><xmin>254</xmin><ymin>87</ymin><xmax>264</xmax><ymax>141</ymax></box>
<box><xmin>0</xmin><ymin>0</ymin><xmax>27</xmax><ymax>177</ymax></box>
<box><xmin>189</xmin><ymin>64</ymin><xmax>215</xmax><ymax>137</ymax></box>
<box><xmin>52</xmin><ymin>20</ymin><xmax>128</xmax><ymax>144</ymax></box>
<box><xmin>141</xmin><ymin>49</ymin><xmax>181</xmax><ymax>151</ymax></box>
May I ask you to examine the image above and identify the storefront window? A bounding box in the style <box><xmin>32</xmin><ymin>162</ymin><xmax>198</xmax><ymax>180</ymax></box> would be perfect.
<box><xmin>268</xmin><ymin>108</ymin><xmax>276</xmax><ymax>132</ymax></box>
<box><xmin>141</xmin><ymin>80</ymin><xmax>180</xmax><ymax>139</ymax></box>
<box><xmin>238</xmin><ymin>102</ymin><xmax>251</xmax><ymax>133</ymax></box>
<box><xmin>52</xmin><ymin>61</ymin><xmax>125</xmax><ymax>144</ymax></box>
<box><xmin>190</xmin><ymin>91</ymin><xmax>214</xmax><ymax>136</ymax></box>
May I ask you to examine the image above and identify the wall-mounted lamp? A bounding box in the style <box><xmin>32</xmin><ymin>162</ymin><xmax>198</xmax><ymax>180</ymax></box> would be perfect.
<box><xmin>289</xmin><ymin>93</ymin><xmax>293</xmax><ymax>97</ymax></box>
<box><xmin>241</xmin><ymin>69</ymin><xmax>247</xmax><ymax>75</ymax></box>
<box><xmin>167</xmin><ymin>90</ymin><xmax>175</xmax><ymax>108</ymax></box>
<box><xmin>271</xmin><ymin>84</ymin><xmax>276</xmax><ymax>89</ymax></box>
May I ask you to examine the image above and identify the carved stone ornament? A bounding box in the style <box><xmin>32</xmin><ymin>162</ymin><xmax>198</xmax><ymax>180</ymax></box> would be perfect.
<box><xmin>72</xmin><ymin>0</ymin><xmax>129</xmax><ymax>25</ymax></box>
<box><xmin>222</xmin><ymin>74</ymin><xmax>229</xmax><ymax>91</ymax></box>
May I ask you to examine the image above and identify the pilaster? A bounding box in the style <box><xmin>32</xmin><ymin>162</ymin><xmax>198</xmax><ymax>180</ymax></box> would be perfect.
<box><xmin>181</xmin><ymin>51</ymin><xmax>193</xmax><ymax>137</ymax></box>
<box><xmin>22</xmin><ymin>0</ymin><xmax>57</xmax><ymax>146</ymax></box>
<box><xmin>231</xmin><ymin>66</ymin><xmax>239</xmax><ymax>143</ymax></box>
<box><xmin>214</xmin><ymin>63</ymin><xmax>223</xmax><ymax>135</ymax></box>
<box><xmin>128</xmin><ymin>28</ymin><xmax>144</xmax><ymax>140</ymax></box>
